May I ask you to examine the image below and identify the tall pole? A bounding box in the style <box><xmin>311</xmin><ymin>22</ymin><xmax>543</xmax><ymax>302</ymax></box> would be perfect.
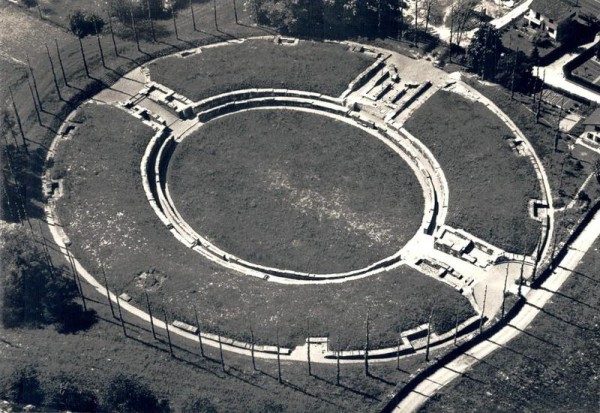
<box><xmin>276</xmin><ymin>327</ymin><xmax>282</xmax><ymax>384</ymax></box>
<box><xmin>213</xmin><ymin>0</ymin><xmax>218</xmax><ymax>30</ymax></box>
<box><xmin>145</xmin><ymin>291</ymin><xmax>156</xmax><ymax>340</ymax></box>
<box><xmin>397</xmin><ymin>334</ymin><xmax>402</xmax><ymax>369</ymax></box>
<box><xmin>453</xmin><ymin>298</ymin><xmax>460</xmax><ymax>346</ymax></box>
<box><xmin>479</xmin><ymin>285</ymin><xmax>488</xmax><ymax>335</ymax></box>
<box><xmin>54</xmin><ymin>39</ymin><xmax>69</xmax><ymax>87</ymax></box>
<box><xmin>519</xmin><ymin>256</ymin><xmax>526</xmax><ymax>296</ymax></box>
<box><xmin>147</xmin><ymin>0</ymin><xmax>156</xmax><ymax>41</ymax></box>
<box><xmin>189</xmin><ymin>0</ymin><xmax>196</xmax><ymax>31</ymax></box>
<box><xmin>250</xmin><ymin>326</ymin><xmax>256</xmax><ymax>371</ymax></box>
<box><xmin>232</xmin><ymin>0</ymin><xmax>238</xmax><ymax>24</ymax></box>
<box><xmin>65</xmin><ymin>247</ymin><xmax>79</xmax><ymax>287</ymax></box>
<box><xmin>502</xmin><ymin>264</ymin><xmax>509</xmax><ymax>318</ymax></box>
<box><xmin>425</xmin><ymin>307</ymin><xmax>434</xmax><ymax>361</ymax></box>
<box><xmin>45</xmin><ymin>44</ymin><xmax>62</xmax><ymax>100</ymax></box>
<box><xmin>27</xmin><ymin>74</ymin><xmax>41</xmax><ymax>125</ymax></box>
<box><xmin>171</xmin><ymin>5</ymin><xmax>179</xmax><ymax>40</ymax></box>
<box><xmin>164</xmin><ymin>310</ymin><xmax>174</xmax><ymax>357</ymax></box>
<box><xmin>536</xmin><ymin>70</ymin><xmax>545</xmax><ymax>122</ymax></box>
<box><xmin>510</xmin><ymin>47</ymin><xmax>519</xmax><ymax>100</ymax></box>
<box><xmin>37</xmin><ymin>221</ymin><xmax>54</xmax><ymax>275</ymax></box>
<box><xmin>555</xmin><ymin>97</ymin><xmax>565</xmax><ymax>152</ymax></box>
<box><xmin>130</xmin><ymin>7</ymin><xmax>141</xmax><ymax>52</ymax></box>
<box><xmin>116</xmin><ymin>292</ymin><xmax>127</xmax><ymax>337</ymax></box>
<box><xmin>95</xmin><ymin>22</ymin><xmax>105</xmax><ymax>68</ymax></box>
<box><xmin>101</xmin><ymin>262</ymin><xmax>116</xmax><ymax>319</ymax></box>
<box><xmin>26</xmin><ymin>55</ymin><xmax>42</xmax><ymax>109</ymax></box>
<box><xmin>336</xmin><ymin>350</ymin><xmax>341</xmax><ymax>385</ymax></box>
<box><xmin>78</xmin><ymin>38</ymin><xmax>89</xmax><ymax>78</ymax></box>
<box><xmin>399</xmin><ymin>5</ymin><xmax>404</xmax><ymax>40</ymax></box>
<box><xmin>364</xmin><ymin>311</ymin><xmax>370</xmax><ymax>377</ymax></box>
<box><xmin>67</xmin><ymin>248</ymin><xmax>87</xmax><ymax>312</ymax></box>
<box><xmin>8</xmin><ymin>87</ymin><xmax>28</xmax><ymax>155</ymax></box>
<box><xmin>307</xmin><ymin>320</ymin><xmax>312</xmax><ymax>376</ymax></box>
<box><xmin>414</xmin><ymin>0</ymin><xmax>418</xmax><ymax>47</ymax></box>
<box><xmin>106</xmin><ymin>10</ymin><xmax>118</xmax><ymax>56</ymax></box>
<box><xmin>218</xmin><ymin>329</ymin><xmax>225</xmax><ymax>372</ymax></box>
<box><xmin>252</xmin><ymin>0</ymin><xmax>259</xmax><ymax>25</ymax></box>
<box><xmin>194</xmin><ymin>308</ymin><xmax>204</xmax><ymax>357</ymax></box>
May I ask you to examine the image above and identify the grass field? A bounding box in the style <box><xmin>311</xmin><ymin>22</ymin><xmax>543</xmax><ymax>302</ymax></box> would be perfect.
<box><xmin>53</xmin><ymin>103</ymin><xmax>475</xmax><ymax>350</ymax></box>
<box><xmin>404</xmin><ymin>90</ymin><xmax>541</xmax><ymax>255</ymax></box>
<box><xmin>0</xmin><ymin>264</ymin><xmax>427</xmax><ymax>413</ymax></box>
<box><xmin>419</xmin><ymin>238</ymin><xmax>600</xmax><ymax>413</ymax></box>
<box><xmin>148</xmin><ymin>38</ymin><xmax>374</xmax><ymax>100</ymax></box>
<box><xmin>168</xmin><ymin>109</ymin><xmax>424</xmax><ymax>274</ymax></box>
<box><xmin>464</xmin><ymin>80</ymin><xmax>600</xmax><ymax>207</ymax></box>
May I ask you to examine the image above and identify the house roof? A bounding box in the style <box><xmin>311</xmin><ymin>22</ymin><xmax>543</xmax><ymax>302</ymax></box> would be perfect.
<box><xmin>579</xmin><ymin>0</ymin><xmax>600</xmax><ymax>19</ymax></box>
<box><xmin>531</xmin><ymin>0</ymin><xmax>600</xmax><ymax>20</ymax></box>
<box><xmin>583</xmin><ymin>108</ymin><xmax>600</xmax><ymax>125</ymax></box>
<box><xmin>530</xmin><ymin>0</ymin><xmax>578</xmax><ymax>21</ymax></box>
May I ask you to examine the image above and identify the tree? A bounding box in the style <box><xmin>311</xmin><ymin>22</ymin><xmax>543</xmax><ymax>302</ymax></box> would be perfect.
<box><xmin>47</xmin><ymin>375</ymin><xmax>98</xmax><ymax>412</ymax></box>
<box><xmin>594</xmin><ymin>159</ymin><xmax>600</xmax><ymax>183</ymax></box>
<box><xmin>103</xmin><ymin>374</ymin><xmax>169</xmax><ymax>413</ymax></box>
<box><xmin>448</xmin><ymin>0</ymin><xmax>477</xmax><ymax>46</ymax></box>
<box><xmin>467</xmin><ymin>23</ymin><xmax>502</xmax><ymax>80</ymax></box>
<box><xmin>1</xmin><ymin>366</ymin><xmax>44</xmax><ymax>406</ymax></box>
<box><xmin>69</xmin><ymin>10</ymin><xmax>105</xmax><ymax>38</ymax></box>
<box><xmin>531</xmin><ymin>45</ymin><xmax>540</xmax><ymax>64</ymax></box>
<box><xmin>0</xmin><ymin>224</ymin><xmax>90</xmax><ymax>330</ymax></box>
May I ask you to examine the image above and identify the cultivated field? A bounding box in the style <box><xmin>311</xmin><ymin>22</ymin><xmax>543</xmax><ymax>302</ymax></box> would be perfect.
<box><xmin>404</xmin><ymin>90</ymin><xmax>541</xmax><ymax>254</ymax></box>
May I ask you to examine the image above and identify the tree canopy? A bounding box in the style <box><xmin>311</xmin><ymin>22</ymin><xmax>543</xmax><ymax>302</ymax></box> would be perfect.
<box><xmin>69</xmin><ymin>10</ymin><xmax>105</xmax><ymax>38</ymax></box>
<box><xmin>0</xmin><ymin>224</ymin><xmax>90</xmax><ymax>330</ymax></box>
<box><xmin>255</xmin><ymin>0</ymin><xmax>405</xmax><ymax>38</ymax></box>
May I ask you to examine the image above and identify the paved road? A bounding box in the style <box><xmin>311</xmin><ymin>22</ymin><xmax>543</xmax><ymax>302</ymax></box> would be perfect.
<box><xmin>393</xmin><ymin>208</ymin><xmax>600</xmax><ymax>412</ymax></box>
<box><xmin>534</xmin><ymin>35</ymin><xmax>600</xmax><ymax>104</ymax></box>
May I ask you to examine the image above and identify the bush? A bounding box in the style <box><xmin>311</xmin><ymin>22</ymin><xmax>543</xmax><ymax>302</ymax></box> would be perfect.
<box><xmin>47</xmin><ymin>375</ymin><xmax>98</xmax><ymax>412</ymax></box>
<box><xmin>0</xmin><ymin>366</ymin><xmax>45</xmax><ymax>406</ymax></box>
<box><xmin>69</xmin><ymin>10</ymin><xmax>105</xmax><ymax>38</ymax></box>
<box><xmin>0</xmin><ymin>224</ymin><xmax>92</xmax><ymax>330</ymax></box>
<box><xmin>103</xmin><ymin>374</ymin><xmax>169</xmax><ymax>413</ymax></box>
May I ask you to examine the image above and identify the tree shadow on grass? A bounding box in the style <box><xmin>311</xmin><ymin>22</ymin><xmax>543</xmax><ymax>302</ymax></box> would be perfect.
<box><xmin>56</xmin><ymin>306</ymin><xmax>97</xmax><ymax>334</ymax></box>
<box><xmin>311</xmin><ymin>373</ymin><xmax>380</xmax><ymax>401</ymax></box>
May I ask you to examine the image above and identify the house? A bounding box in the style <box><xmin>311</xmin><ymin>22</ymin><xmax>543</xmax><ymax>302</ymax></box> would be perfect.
<box><xmin>581</xmin><ymin>107</ymin><xmax>600</xmax><ymax>144</ymax></box>
<box><xmin>525</xmin><ymin>0</ymin><xmax>600</xmax><ymax>41</ymax></box>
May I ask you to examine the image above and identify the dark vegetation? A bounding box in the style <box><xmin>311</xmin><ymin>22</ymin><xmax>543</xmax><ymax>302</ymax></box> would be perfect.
<box><xmin>419</xmin><ymin>237</ymin><xmax>600</xmax><ymax>413</ymax></box>
<box><xmin>148</xmin><ymin>38</ymin><xmax>374</xmax><ymax>100</ymax></box>
<box><xmin>169</xmin><ymin>109</ymin><xmax>424</xmax><ymax>273</ymax></box>
<box><xmin>0</xmin><ymin>269</ymin><xmax>433</xmax><ymax>413</ymax></box>
<box><xmin>0</xmin><ymin>224</ymin><xmax>95</xmax><ymax>332</ymax></box>
<box><xmin>52</xmin><ymin>102</ymin><xmax>475</xmax><ymax>350</ymax></box>
<box><xmin>404</xmin><ymin>90</ymin><xmax>541</xmax><ymax>254</ymax></box>
<box><xmin>255</xmin><ymin>0</ymin><xmax>404</xmax><ymax>39</ymax></box>
<box><xmin>465</xmin><ymin>23</ymin><xmax>534</xmax><ymax>94</ymax></box>
<box><xmin>0</xmin><ymin>2</ymin><xmax>449</xmax><ymax>412</ymax></box>
<box><xmin>69</xmin><ymin>10</ymin><xmax>105</xmax><ymax>38</ymax></box>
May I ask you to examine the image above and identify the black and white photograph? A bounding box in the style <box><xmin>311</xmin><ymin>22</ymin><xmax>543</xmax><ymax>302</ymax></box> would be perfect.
<box><xmin>0</xmin><ymin>0</ymin><xmax>599</xmax><ymax>412</ymax></box>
